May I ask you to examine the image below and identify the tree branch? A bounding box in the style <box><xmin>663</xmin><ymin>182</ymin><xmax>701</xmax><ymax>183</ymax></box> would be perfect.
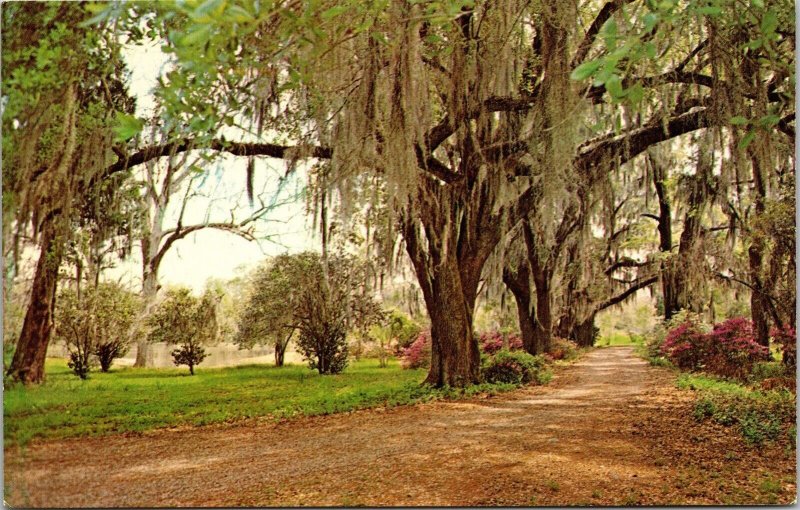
<box><xmin>596</xmin><ymin>276</ymin><xmax>658</xmax><ymax>312</ymax></box>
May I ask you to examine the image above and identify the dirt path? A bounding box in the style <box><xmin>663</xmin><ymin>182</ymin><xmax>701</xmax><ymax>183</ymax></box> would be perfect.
<box><xmin>5</xmin><ymin>347</ymin><xmax>795</xmax><ymax>506</ymax></box>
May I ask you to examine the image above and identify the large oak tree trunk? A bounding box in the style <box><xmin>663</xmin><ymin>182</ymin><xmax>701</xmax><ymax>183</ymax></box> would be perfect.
<box><xmin>6</xmin><ymin>227</ymin><xmax>62</xmax><ymax>384</ymax></box>
<box><xmin>503</xmin><ymin>265</ymin><xmax>538</xmax><ymax>354</ymax></box>
<box><xmin>420</xmin><ymin>257</ymin><xmax>481</xmax><ymax>387</ymax></box>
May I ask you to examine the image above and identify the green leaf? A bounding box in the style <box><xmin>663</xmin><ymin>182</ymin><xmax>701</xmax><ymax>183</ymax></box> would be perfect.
<box><xmin>179</xmin><ymin>24</ymin><xmax>212</xmax><ymax>46</ymax></box>
<box><xmin>750</xmin><ymin>0</ymin><xmax>764</xmax><ymax>7</ymax></box>
<box><xmin>729</xmin><ymin>116</ymin><xmax>749</xmax><ymax>126</ymax></box>
<box><xmin>758</xmin><ymin>114</ymin><xmax>780</xmax><ymax>127</ymax></box>
<box><xmin>605</xmin><ymin>74</ymin><xmax>624</xmax><ymax>99</ymax></box>
<box><xmin>760</xmin><ymin>10</ymin><xmax>778</xmax><ymax>35</ymax></box>
<box><xmin>737</xmin><ymin>130</ymin><xmax>756</xmax><ymax>150</ymax></box>
<box><xmin>226</xmin><ymin>5</ymin><xmax>254</xmax><ymax>23</ymax></box>
<box><xmin>321</xmin><ymin>5</ymin><xmax>348</xmax><ymax>20</ymax></box>
<box><xmin>570</xmin><ymin>59</ymin><xmax>602</xmax><ymax>81</ymax></box>
<box><xmin>696</xmin><ymin>6</ymin><xmax>723</xmax><ymax>16</ymax></box>
<box><xmin>113</xmin><ymin>113</ymin><xmax>143</xmax><ymax>142</ymax></box>
<box><xmin>642</xmin><ymin>12</ymin><xmax>659</xmax><ymax>33</ymax></box>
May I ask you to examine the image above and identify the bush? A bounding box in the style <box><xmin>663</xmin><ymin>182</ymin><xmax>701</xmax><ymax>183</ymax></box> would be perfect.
<box><xmin>660</xmin><ymin>321</ymin><xmax>709</xmax><ymax>371</ymax></box>
<box><xmin>296</xmin><ymin>319</ymin><xmax>349</xmax><ymax>375</ymax></box>
<box><xmin>148</xmin><ymin>287</ymin><xmax>220</xmax><ymax>375</ymax></box>
<box><xmin>55</xmin><ymin>283</ymin><xmax>140</xmax><ymax>378</ymax></box>
<box><xmin>705</xmin><ymin>317</ymin><xmax>769</xmax><ymax>380</ymax></box>
<box><xmin>749</xmin><ymin>361</ymin><xmax>787</xmax><ymax>384</ymax></box>
<box><xmin>771</xmin><ymin>324</ymin><xmax>796</xmax><ymax>370</ymax></box>
<box><xmin>478</xmin><ymin>330</ymin><xmax>523</xmax><ymax>354</ymax></box>
<box><xmin>481</xmin><ymin>349</ymin><xmax>551</xmax><ymax>386</ymax></box>
<box><xmin>400</xmin><ymin>330</ymin><xmax>431</xmax><ymax>369</ymax></box>
<box><xmin>661</xmin><ymin>317</ymin><xmax>768</xmax><ymax>381</ymax></box>
<box><xmin>549</xmin><ymin>337</ymin><xmax>579</xmax><ymax>361</ymax></box>
<box><xmin>386</xmin><ymin>310</ymin><xmax>422</xmax><ymax>353</ymax></box>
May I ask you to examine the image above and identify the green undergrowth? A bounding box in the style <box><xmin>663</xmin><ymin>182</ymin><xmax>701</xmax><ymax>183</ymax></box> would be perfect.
<box><xmin>677</xmin><ymin>373</ymin><xmax>796</xmax><ymax>447</ymax></box>
<box><xmin>4</xmin><ymin>357</ymin><xmax>522</xmax><ymax>447</ymax></box>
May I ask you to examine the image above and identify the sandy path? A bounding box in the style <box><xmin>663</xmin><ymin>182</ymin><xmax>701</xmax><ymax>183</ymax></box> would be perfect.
<box><xmin>4</xmin><ymin>347</ymin><xmax>794</xmax><ymax>506</ymax></box>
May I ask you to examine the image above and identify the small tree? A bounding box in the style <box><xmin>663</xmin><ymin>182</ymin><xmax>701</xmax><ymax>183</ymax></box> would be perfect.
<box><xmin>54</xmin><ymin>283</ymin><xmax>139</xmax><ymax>378</ymax></box>
<box><xmin>55</xmin><ymin>288</ymin><xmax>94</xmax><ymax>379</ymax></box>
<box><xmin>237</xmin><ymin>252</ymin><xmax>382</xmax><ymax>374</ymax></box>
<box><xmin>147</xmin><ymin>287</ymin><xmax>219</xmax><ymax>375</ymax></box>
<box><xmin>235</xmin><ymin>254</ymin><xmax>309</xmax><ymax>367</ymax></box>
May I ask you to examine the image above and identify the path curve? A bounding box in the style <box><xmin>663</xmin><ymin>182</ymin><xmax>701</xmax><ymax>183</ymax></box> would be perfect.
<box><xmin>3</xmin><ymin>347</ymin><xmax>790</xmax><ymax>506</ymax></box>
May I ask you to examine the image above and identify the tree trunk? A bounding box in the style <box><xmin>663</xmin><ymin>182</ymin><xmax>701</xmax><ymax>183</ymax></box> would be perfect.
<box><xmin>532</xmin><ymin>274</ymin><xmax>553</xmax><ymax>354</ymax></box>
<box><xmin>274</xmin><ymin>339</ymin><xmax>286</xmax><ymax>367</ymax></box>
<box><xmin>134</xmin><ymin>226</ymin><xmax>161</xmax><ymax>367</ymax></box>
<box><xmin>649</xmin><ymin>152</ymin><xmax>678</xmax><ymax>321</ymax></box>
<box><xmin>572</xmin><ymin>314</ymin><xmax>597</xmax><ymax>347</ymax></box>
<box><xmin>6</xmin><ymin>227</ymin><xmax>63</xmax><ymax>384</ymax></box>
<box><xmin>418</xmin><ymin>256</ymin><xmax>481</xmax><ymax>387</ymax></box>
<box><xmin>503</xmin><ymin>264</ymin><xmax>538</xmax><ymax>354</ymax></box>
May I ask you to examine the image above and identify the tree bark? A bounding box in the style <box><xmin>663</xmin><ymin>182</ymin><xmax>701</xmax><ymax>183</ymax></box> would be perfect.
<box><xmin>6</xmin><ymin>226</ymin><xmax>62</xmax><ymax>384</ymax></box>
<box><xmin>572</xmin><ymin>314</ymin><xmax>597</xmax><ymax>347</ymax></box>
<box><xmin>419</xmin><ymin>256</ymin><xmax>481</xmax><ymax>387</ymax></box>
<box><xmin>648</xmin><ymin>152</ymin><xmax>678</xmax><ymax>320</ymax></box>
<box><xmin>503</xmin><ymin>264</ymin><xmax>538</xmax><ymax>354</ymax></box>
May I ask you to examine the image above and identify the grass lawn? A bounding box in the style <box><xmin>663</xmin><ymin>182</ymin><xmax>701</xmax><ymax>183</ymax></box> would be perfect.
<box><xmin>4</xmin><ymin>357</ymin><xmax>514</xmax><ymax>447</ymax></box>
<box><xmin>597</xmin><ymin>331</ymin><xmax>645</xmax><ymax>346</ymax></box>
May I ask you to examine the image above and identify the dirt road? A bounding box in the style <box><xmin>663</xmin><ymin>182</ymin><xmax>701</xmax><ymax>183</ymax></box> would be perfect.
<box><xmin>5</xmin><ymin>347</ymin><xmax>795</xmax><ymax>506</ymax></box>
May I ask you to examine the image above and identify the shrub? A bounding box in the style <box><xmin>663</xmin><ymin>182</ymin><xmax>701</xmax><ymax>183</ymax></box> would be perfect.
<box><xmin>55</xmin><ymin>283</ymin><xmax>140</xmax><ymax>378</ymax></box>
<box><xmin>749</xmin><ymin>361</ymin><xmax>787</xmax><ymax>384</ymax></box>
<box><xmin>148</xmin><ymin>287</ymin><xmax>220</xmax><ymax>375</ymax></box>
<box><xmin>549</xmin><ymin>337</ymin><xmax>579</xmax><ymax>361</ymax></box>
<box><xmin>478</xmin><ymin>330</ymin><xmax>523</xmax><ymax>354</ymax></box>
<box><xmin>771</xmin><ymin>324</ymin><xmax>796</xmax><ymax>370</ymax></box>
<box><xmin>296</xmin><ymin>318</ymin><xmax>349</xmax><ymax>375</ymax></box>
<box><xmin>705</xmin><ymin>318</ymin><xmax>769</xmax><ymax>380</ymax></box>
<box><xmin>660</xmin><ymin>321</ymin><xmax>709</xmax><ymax>371</ymax></box>
<box><xmin>661</xmin><ymin>317</ymin><xmax>768</xmax><ymax>381</ymax></box>
<box><xmin>482</xmin><ymin>349</ymin><xmax>551</xmax><ymax>386</ymax></box>
<box><xmin>401</xmin><ymin>330</ymin><xmax>431</xmax><ymax>369</ymax></box>
<box><xmin>386</xmin><ymin>310</ymin><xmax>422</xmax><ymax>353</ymax></box>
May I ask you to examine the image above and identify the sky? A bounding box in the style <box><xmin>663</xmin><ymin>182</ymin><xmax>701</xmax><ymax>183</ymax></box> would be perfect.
<box><xmin>105</xmin><ymin>37</ymin><xmax>319</xmax><ymax>292</ymax></box>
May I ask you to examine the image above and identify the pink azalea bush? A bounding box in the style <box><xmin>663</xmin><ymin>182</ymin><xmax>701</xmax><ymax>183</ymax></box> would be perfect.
<box><xmin>478</xmin><ymin>330</ymin><xmax>523</xmax><ymax>354</ymax></box>
<box><xmin>400</xmin><ymin>330</ymin><xmax>431</xmax><ymax>369</ymax></box>
<box><xmin>660</xmin><ymin>320</ymin><xmax>709</xmax><ymax>371</ymax></box>
<box><xmin>662</xmin><ymin>317</ymin><xmax>769</xmax><ymax>380</ymax></box>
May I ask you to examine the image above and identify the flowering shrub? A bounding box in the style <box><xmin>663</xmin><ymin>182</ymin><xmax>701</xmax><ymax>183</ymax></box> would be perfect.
<box><xmin>770</xmin><ymin>324</ymin><xmax>796</xmax><ymax>369</ymax></box>
<box><xmin>479</xmin><ymin>330</ymin><xmax>523</xmax><ymax>354</ymax></box>
<box><xmin>662</xmin><ymin>317</ymin><xmax>769</xmax><ymax>381</ymax></box>
<box><xmin>400</xmin><ymin>330</ymin><xmax>431</xmax><ymax>369</ymax></box>
<box><xmin>549</xmin><ymin>337</ymin><xmax>579</xmax><ymax>361</ymax></box>
<box><xmin>660</xmin><ymin>321</ymin><xmax>709</xmax><ymax>371</ymax></box>
<box><xmin>706</xmin><ymin>317</ymin><xmax>769</xmax><ymax>380</ymax></box>
<box><xmin>481</xmin><ymin>349</ymin><xmax>551</xmax><ymax>385</ymax></box>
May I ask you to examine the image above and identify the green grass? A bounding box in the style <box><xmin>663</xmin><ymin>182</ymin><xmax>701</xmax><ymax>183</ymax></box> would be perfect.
<box><xmin>4</xmin><ymin>357</ymin><xmax>520</xmax><ymax>447</ymax></box>
<box><xmin>598</xmin><ymin>332</ymin><xmax>645</xmax><ymax>346</ymax></box>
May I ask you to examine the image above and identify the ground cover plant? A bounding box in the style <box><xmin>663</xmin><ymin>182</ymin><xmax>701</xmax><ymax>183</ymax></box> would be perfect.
<box><xmin>678</xmin><ymin>373</ymin><xmax>796</xmax><ymax>447</ymax></box>
<box><xmin>3</xmin><ymin>357</ymin><xmax>523</xmax><ymax>448</ymax></box>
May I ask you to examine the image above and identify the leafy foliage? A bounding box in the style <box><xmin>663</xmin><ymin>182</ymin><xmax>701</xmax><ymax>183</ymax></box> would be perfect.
<box><xmin>478</xmin><ymin>331</ymin><xmax>523</xmax><ymax>355</ymax></box>
<box><xmin>548</xmin><ymin>337</ymin><xmax>580</xmax><ymax>361</ymax></box>
<box><xmin>662</xmin><ymin>317</ymin><xmax>769</xmax><ymax>381</ymax></box>
<box><xmin>770</xmin><ymin>324</ymin><xmax>796</xmax><ymax>370</ymax></box>
<box><xmin>685</xmin><ymin>374</ymin><xmax>796</xmax><ymax>446</ymax></box>
<box><xmin>147</xmin><ymin>287</ymin><xmax>220</xmax><ymax>375</ymax></box>
<box><xmin>481</xmin><ymin>350</ymin><xmax>552</xmax><ymax>386</ymax></box>
<box><xmin>400</xmin><ymin>330</ymin><xmax>432</xmax><ymax>370</ymax></box>
<box><xmin>54</xmin><ymin>282</ymin><xmax>140</xmax><ymax>378</ymax></box>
